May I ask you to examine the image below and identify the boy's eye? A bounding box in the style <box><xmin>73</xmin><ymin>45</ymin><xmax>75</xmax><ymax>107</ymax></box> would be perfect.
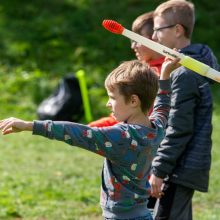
<box><xmin>109</xmin><ymin>96</ymin><xmax>115</xmax><ymax>100</ymax></box>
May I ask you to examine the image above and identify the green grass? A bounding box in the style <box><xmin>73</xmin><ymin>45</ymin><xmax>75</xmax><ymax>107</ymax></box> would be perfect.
<box><xmin>193</xmin><ymin>111</ymin><xmax>220</xmax><ymax>220</ymax></box>
<box><xmin>0</xmin><ymin>107</ymin><xmax>219</xmax><ymax>219</ymax></box>
<box><xmin>0</xmin><ymin>133</ymin><xmax>103</xmax><ymax>219</ymax></box>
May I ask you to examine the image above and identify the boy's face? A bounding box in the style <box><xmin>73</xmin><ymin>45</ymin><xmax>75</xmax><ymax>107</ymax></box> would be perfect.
<box><xmin>131</xmin><ymin>32</ymin><xmax>157</xmax><ymax>62</ymax></box>
<box><xmin>152</xmin><ymin>16</ymin><xmax>177</xmax><ymax>49</ymax></box>
<box><xmin>106</xmin><ymin>87</ymin><xmax>133</xmax><ymax>122</ymax></box>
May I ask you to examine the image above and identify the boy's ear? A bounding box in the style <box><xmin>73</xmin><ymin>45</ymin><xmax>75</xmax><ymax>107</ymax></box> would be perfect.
<box><xmin>130</xmin><ymin>94</ymin><xmax>140</xmax><ymax>107</ymax></box>
<box><xmin>175</xmin><ymin>24</ymin><xmax>185</xmax><ymax>38</ymax></box>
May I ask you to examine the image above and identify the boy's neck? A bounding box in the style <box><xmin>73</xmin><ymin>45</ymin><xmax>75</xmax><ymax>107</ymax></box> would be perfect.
<box><xmin>125</xmin><ymin>113</ymin><xmax>152</xmax><ymax>127</ymax></box>
<box><xmin>175</xmin><ymin>38</ymin><xmax>191</xmax><ymax>50</ymax></box>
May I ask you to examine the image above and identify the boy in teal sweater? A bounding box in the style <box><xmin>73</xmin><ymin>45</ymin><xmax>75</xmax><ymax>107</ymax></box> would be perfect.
<box><xmin>0</xmin><ymin>58</ymin><xmax>179</xmax><ymax>220</ymax></box>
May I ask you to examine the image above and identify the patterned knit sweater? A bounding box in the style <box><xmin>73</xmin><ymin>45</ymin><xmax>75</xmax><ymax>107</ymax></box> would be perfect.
<box><xmin>32</xmin><ymin>79</ymin><xmax>171</xmax><ymax>219</ymax></box>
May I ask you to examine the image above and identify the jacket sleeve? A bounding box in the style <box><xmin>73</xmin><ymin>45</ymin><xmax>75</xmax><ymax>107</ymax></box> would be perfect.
<box><xmin>152</xmin><ymin>69</ymin><xmax>200</xmax><ymax>178</ymax></box>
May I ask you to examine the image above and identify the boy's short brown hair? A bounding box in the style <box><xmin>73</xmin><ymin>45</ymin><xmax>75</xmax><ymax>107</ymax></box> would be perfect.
<box><xmin>132</xmin><ymin>11</ymin><xmax>154</xmax><ymax>38</ymax></box>
<box><xmin>105</xmin><ymin>60</ymin><xmax>158</xmax><ymax>113</ymax></box>
<box><xmin>154</xmin><ymin>0</ymin><xmax>195</xmax><ymax>38</ymax></box>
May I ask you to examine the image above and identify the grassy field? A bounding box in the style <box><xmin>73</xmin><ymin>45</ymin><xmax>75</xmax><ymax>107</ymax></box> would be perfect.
<box><xmin>0</xmin><ymin>133</ymin><xmax>103</xmax><ymax>220</ymax></box>
<box><xmin>0</xmin><ymin>0</ymin><xmax>220</xmax><ymax>219</ymax></box>
<box><xmin>0</xmin><ymin>88</ymin><xmax>219</xmax><ymax>220</ymax></box>
<box><xmin>193</xmin><ymin>112</ymin><xmax>220</xmax><ymax>220</ymax></box>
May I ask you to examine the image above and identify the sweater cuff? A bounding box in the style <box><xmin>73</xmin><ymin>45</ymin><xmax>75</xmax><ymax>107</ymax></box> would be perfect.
<box><xmin>158</xmin><ymin>79</ymin><xmax>171</xmax><ymax>93</ymax></box>
<box><xmin>32</xmin><ymin>120</ymin><xmax>50</xmax><ymax>137</ymax></box>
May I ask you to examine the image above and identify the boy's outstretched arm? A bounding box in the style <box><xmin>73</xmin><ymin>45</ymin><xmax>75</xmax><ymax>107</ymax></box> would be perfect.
<box><xmin>0</xmin><ymin>117</ymin><xmax>33</xmax><ymax>135</ymax></box>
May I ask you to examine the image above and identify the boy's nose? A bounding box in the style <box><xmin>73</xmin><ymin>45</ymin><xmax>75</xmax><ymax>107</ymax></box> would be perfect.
<box><xmin>106</xmin><ymin>101</ymin><xmax>111</xmax><ymax>108</ymax></box>
<box><xmin>152</xmin><ymin>32</ymin><xmax>158</xmax><ymax>41</ymax></box>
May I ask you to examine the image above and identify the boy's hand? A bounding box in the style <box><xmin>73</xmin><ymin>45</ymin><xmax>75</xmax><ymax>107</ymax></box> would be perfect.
<box><xmin>149</xmin><ymin>174</ymin><xmax>164</xmax><ymax>198</ymax></box>
<box><xmin>160</xmin><ymin>57</ymin><xmax>181</xmax><ymax>80</ymax></box>
<box><xmin>0</xmin><ymin>117</ymin><xmax>33</xmax><ymax>135</ymax></box>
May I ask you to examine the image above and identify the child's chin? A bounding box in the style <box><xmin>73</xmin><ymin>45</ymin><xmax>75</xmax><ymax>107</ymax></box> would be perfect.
<box><xmin>113</xmin><ymin>115</ymin><xmax>120</xmax><ymax>121</ymax></box>
<box><xmin>112</xmin><ymin>115</ymin><xmax>117</xmax><ymax>120</ymax></box>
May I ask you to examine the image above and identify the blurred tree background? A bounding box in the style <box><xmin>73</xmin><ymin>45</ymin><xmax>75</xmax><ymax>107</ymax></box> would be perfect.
<box><xmin>0</xmin><ymin>0</ymin><xmax>219</xmax><ymax>121</ymax></box>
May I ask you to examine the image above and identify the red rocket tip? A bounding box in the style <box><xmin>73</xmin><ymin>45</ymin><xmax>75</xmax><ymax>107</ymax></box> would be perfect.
<box><xmin>102</xmin><ymin>20</ymin><xmax>124</xmax><ymax>34</ymax></box>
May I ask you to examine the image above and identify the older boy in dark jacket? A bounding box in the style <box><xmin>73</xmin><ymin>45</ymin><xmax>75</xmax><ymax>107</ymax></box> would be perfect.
<box><xmin>149</xmin><ymin>1</ymin><xmax>219</xmax><ymax>220</ymax></box>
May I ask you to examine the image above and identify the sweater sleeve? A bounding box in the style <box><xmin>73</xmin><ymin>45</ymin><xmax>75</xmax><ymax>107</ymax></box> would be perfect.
<box><xmin>149</xmin><ymin>79</ymin><xmax>171</xmax><ymax>130</ymax></box>
<box><xmin>152</xmin><ymin>70</ymin><xmax>199</xmax><ymax>178</ymax></box>
<box><xmin>32</xmin><ymin>120</ymin><xmax>133</xmax><ymax>161</ymax></box>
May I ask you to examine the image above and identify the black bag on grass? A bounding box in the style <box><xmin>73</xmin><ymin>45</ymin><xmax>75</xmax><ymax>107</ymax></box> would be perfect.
<box><xmin>37</xmin><ymin>74</ymin><xmax>83</xmax><ymax>121</ymax></box>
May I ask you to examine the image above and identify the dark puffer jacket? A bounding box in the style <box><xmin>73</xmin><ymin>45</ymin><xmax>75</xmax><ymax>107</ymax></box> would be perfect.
<box><xmin>152</xmin><ymin>44</ymin><xmax>219</xmax><ymax>192</ymax></box>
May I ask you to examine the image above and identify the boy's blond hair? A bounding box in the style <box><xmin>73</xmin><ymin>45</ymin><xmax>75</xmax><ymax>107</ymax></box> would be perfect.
<box><xmin>154</xmin><ymin>0</ymin><xmax>195</xmax><ymax>38</ymax></box>
<box><xmin>132</xmin><ymin>11</ymin><xmax>154</xmax><ymax>38</ymax></box>
<box><xmin>105</xmin><ymin>60</ymin><xmax>158</xmax><ymax>113</ymax></box>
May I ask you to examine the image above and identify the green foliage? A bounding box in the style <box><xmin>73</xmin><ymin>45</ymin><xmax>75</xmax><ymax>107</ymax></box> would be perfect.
<box><xmin>1</xmin><ymin>0</ymin><xmax>219</xmax><ymax>120</ymax></box>
<box><xmin>0</xmin><ymin>0</ymin><xmax>159</xmax><ymax>119</ymax></box>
